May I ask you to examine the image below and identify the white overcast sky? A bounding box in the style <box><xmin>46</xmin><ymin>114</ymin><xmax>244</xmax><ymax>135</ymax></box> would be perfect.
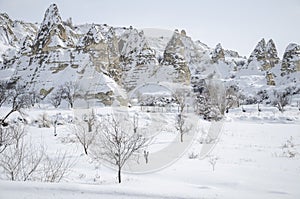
<box><xmin>0</xmin><ymin>0</ymin><xmax>299</xmax><ymax>57</ymax></box>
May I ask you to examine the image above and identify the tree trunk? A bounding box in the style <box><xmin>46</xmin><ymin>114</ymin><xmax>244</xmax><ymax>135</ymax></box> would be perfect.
<box><xmin>118</xmin><ymin>168</ymin><xmax>121</xmax><ymax>183</ymax></box>
<box><xmin>181</xmin><ymin>133</ymin><xmax>183</xmax><ymax>142</ymax></box>
<box><xmin>1</xmin><ymin>109</ymin><xmax>14</xmax><ymax>125</ymax></box>
<box><xmin>54</xmin><ymin>125</ymin><xmax>57</xmax><ymax>136</ymax></box>
<box><xmin>84</xmin><ymin>147</ymin><xmax>88</xmax><ymax>155</ymax></box>
<box><xmin>88</xmin><ymin>123</ymin><xmax>92</xmax><ymax>132</ymax></box>
<box><xmin>11</xmin><ymin>172</ymin><xmax>14</xmax><ymax>181</ymax></box>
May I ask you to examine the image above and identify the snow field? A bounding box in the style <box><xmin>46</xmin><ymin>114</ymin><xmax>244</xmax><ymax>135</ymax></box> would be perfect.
<box><xmin>0</xmin><ymin>105</ymin><xmax>299</xmax><ymax>198</ymax></box>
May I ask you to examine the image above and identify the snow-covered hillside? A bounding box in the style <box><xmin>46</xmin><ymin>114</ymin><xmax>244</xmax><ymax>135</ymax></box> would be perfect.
<box><xmin>0</xmin><ymin>3</ymin><xmax>300</xmax><ymax>199</ymax></box>
<box><xmin>0</xmin><ymin>3</ymin><xmax>299</xmax><ymax>104</ymax></box>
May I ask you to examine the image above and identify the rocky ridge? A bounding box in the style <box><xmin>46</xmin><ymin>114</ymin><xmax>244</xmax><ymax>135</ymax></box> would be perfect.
<box><xmin>0</xmin><ymin>4</ymin><xmax>299</xmax><ymax>106</ymax></box>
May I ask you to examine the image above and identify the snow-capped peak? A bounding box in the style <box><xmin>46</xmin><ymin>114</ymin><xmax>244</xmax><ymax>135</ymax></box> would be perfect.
<box><xmin>249</xmin><ymin>38</ymin><xmax>266</xmax><ymax>61</ymax></box>
<box><xmin>284</xmin><ymin>43</ymin><xmax>300</xmax><ymax>53</ymax></box>
<box><xmin>248</xmin><ymin>38</ymin><xmax>279</xmax><ymax>70</ymax></box>
<box><xmin>77</xmin><ymin>25</ymin><xmax>105</xmax><ymax>47</ymax></box>
<box><xmin>87</xmin><ymin>25</ymin><xmax>104</xmax><ymax>42</ymax></box>
<box><xmin>41</xmin><ymin>4</ymin><xmax>63</xmax><ymax>28</ymax></box>
<box><xmin>32</xmin><ymin>4</ymin><xmax>74</xmax><ymax>52</ymax></box>
<box><xmin>0</xmin><ymin>13</ymin><xmax>13</xmax><ymax>25</ymax></box>
<box><xmin>266</xmin><ymin>39</ymin><xmax>279</xmax><ymax>60</ymax></box>
<box><xmin>281</xmin><ymin>43</ymin><xmax>300</xmax><ymax>75</ymax></box>
<box><xmin>211</xmin><ymin>43</ymin><xmax>225</xmax><ymax>63</ymax></box>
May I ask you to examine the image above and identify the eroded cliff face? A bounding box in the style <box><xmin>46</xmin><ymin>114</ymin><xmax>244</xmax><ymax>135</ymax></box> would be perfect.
<box><xmin>162</xmin><ymin>29</ymin><xmax>207</xmax><ymax>84</ymax></box>
<box><xmin>281</xmin><ymin>43</ymin><xmax>300</xmax><ymax>76</ymax></box>
<box><xmin>246</xmin><ymin>39</ymin><xmax>281</xmax><ymax>85</ymax></box>
<box><xmin>32</xmin><ymin>4</ymin><xmax>75</xmax><ymax>53</ymax></box>
<box><xmin>248</xmin><ymin>38</ymin><xmax>280</xmax><ymax>71</ymax></box>
<box><xmin>0</xmin><ymin>4</ymin><xmax>299</xmax><ymax>106</ymax></box>
<box><xmin>211</xmin><ymin>43</ymin><xmax>225</xmax><ymax>64</ymax></box>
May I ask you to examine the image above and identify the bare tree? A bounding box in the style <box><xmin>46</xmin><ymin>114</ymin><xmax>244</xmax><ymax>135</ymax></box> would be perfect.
<box><xmin>224</xmin><ymin>85</ymin><xmax>239</xmax><ymax>113</ymax></box>
<box><xmin>0</xmin><ymin>142</ymin><xmax>24</xmax><ymax>180</ymax></box>
<box><xmin>91</xmin><ymin>114</ymin><xmax>147</xmax><ymax>183</ymax></box>
<box><xmin>0</xmin><ymin>123</ymin><xmax>73</xmax><ymax>182</ymax></box>
<box><xmin>0</xmin><ymin>126</ymin><xmax>13</xmax><ymax>153</ymax></box>
<box><xmin>10</xmin><ymin>123</ymin><xmax>26</xmax><ymax>148</ymax></box>
<box><xmin>83</xmin><ymin>110</ymin><xmax>96</xmax><ymax>132</ymax></box>
<box><xmin>40</xmin><ymin>151</ymin><xmax>74</xmax><ymax>183</ymax></box>
<box><xmin>173</xmin><ymin>90</ymin><xmax>186</xmax><ymax>114</ymax></box>
<box><xmin>21</xmin><ymin>144</ymin><xmax>44</xmax><ymax>181</ymax></box>
<box><xmin>0</xmin><ymin>123</ymin><xmax>26</xmax><ymax>153</ymax></box>
<box><xmin>200</xmin><ymin>80</ymin><xmax>240</xmax><ymax>118</ymax></box>
<box><xmin>70</xmin><ymin>120</ymin><xmax>98</xmax><ymax>155</ymax></box>
<box><xmin>175</xmin><ymin>112</ymin><xmax>191</xmax><ymax>143</ymax></box>
<box><xmin>173</xmin><ymin>90</ymin><xmax>191</xmax><ymax>142</ymax></box>
<box><xmin>60</xmin><ymin>81</ymin><xmax>79</xmax><ymax>108</ymax></box>
<box><xmin>272</xmin><ymin>91</ymin><xmax>290</xmax><ymax>112</ymax></box>
<box><xmin>206</xmin><ymin>79</ymin><xmax>227</xmax><ymax>116</ymax></box>
<box><xmin>208</xmin><ymin>155</ymin><xmax>218</xmax><ymax>171</ymax></box>
<box><xmin>143</xmin><ymin>150</ymin><xmax>149</xmax><ymax>164</ymax></box>
<box><xmin>194</xmin><ymin>79</ymin><xmax>230</xmax><ymax>121</ymax></box>
<box><xmin>0</xmin><ymin>83</ymin><xmax>34</xmax><ymax>126</ymax></box>
<box><xmin>0</xmin><ymin>124</ymin><xmax>44</xmax><ymax>181</ymax></box>
<box><xmin>0</xmin><ymin>81</ymin><xmax>10</xmax><ymax>108</ymax></box>
<box><xmin>52</xmin><ymin>113</ymin><xmax>61</xmax><ymax>136</ymax></box>
<box><xmin>50</xmin><ymin>90</ymin><xmax>63</xmax><ymax>108</ymax></box>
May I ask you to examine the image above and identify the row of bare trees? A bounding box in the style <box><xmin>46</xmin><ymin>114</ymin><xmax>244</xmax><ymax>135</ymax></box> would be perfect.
<box><xmin>0</xmin><ymin>80</ymin><xmax>80</xmax><ymax>124</ymax></box>
<box><xmin>193</xmin><ymin>79</ymin><xmax>297</xmax><ymax>120</ymax></box>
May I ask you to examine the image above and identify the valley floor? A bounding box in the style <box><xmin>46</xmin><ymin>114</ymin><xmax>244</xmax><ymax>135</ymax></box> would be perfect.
<box><xmin>0</xmin><ymin>105</ymin><xmax>300</xmax><ymax>199</ymax></box>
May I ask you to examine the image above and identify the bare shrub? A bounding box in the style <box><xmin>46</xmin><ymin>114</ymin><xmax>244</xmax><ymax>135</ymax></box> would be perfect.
<box><xmin>0</xmin><ymin>126</ymin><xmax>13</xmax><ymax>153</ymax></box>
<box><xmin>272</xmin><ymin>90</ymin><xmax>290</xmax><ymax>112</ymax></box>
<box><xmin>0</xmin><ymin>123</ymin><xmax>73</xmax><ymax>182</ymax></box>
<box><xmin>0</xmin><ymin>123</ymin><xmax>25</xmax><ymax>153</ymax></box>
<box><xmin>70</xmin><ymin>120</ymin><xmax>98</xmax><ymax>155</ymax></box>
<box><xmin>38</xmin><ymin>113</ymin><xmax>51</xmax><ymax>128</ymax></box>
<box><xmin>281</xmin><ymin>136</ymin><xmax>298</xmax><ymax>158</ymax></box>
<box><xmin>0</xmin><ymin>139</ymin><xmax>44</xmax><ymax>181</ymax></box>
<box><xmin>40</xmin><ymin>151</ymin><xmax>74</xmax><ymax>183</ymax></box>
<box><xmin>208</xmin><ymin>155</ymin><xmax>219</xmax><ymax>171</ymax></box>
<box><xmin>188</xmin><ymin>151</ymin><xmax>198</xmax><ymax>159</ymax></box>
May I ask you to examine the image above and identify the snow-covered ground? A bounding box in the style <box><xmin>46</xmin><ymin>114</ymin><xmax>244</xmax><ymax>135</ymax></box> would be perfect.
<box><xmin>0</xmin><ymin>105</ymin><xmax>300</xmax><ymax>199</ymax></box>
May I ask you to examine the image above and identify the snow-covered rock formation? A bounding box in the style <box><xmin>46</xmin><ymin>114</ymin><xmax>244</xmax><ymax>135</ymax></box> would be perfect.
<box><xmin>0</xmin><ymin>3</ymin><xmax>299</xmax><ymax>107</ymax></box>
<box><xmin>211</xmin><ymin>43</ymin><xmax>225</xmax><ymax>63</ymax></box>
<box><xmin>281</xmin><ymin>43</ymin><xmax>300</xmax><ymax>75</ymax></box>
<box><xmin>248</xmin><ymin>38</ymin><xmax>280</xmax><ymax>71</ymax></box>
<box><xmin>32</xmin><ymin>4</ymin><xmax>75</xmax><ymax>52</ymax></box>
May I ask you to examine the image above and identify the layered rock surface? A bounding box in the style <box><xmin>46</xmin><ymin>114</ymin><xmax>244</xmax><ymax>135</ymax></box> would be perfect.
<box><xmin>0</xmin><ymin>4</ymin><xmax>299</xmax><ymax>106</ymax></box>
<box><xmin>248</xmin><ymin>38</ymin><xmax>280</xmax><ymax>71</ymax></box>
<box><xmin>281</xmin><ymin>43</ymin><xmax>300</xmax><ymax>75</ymax></box>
